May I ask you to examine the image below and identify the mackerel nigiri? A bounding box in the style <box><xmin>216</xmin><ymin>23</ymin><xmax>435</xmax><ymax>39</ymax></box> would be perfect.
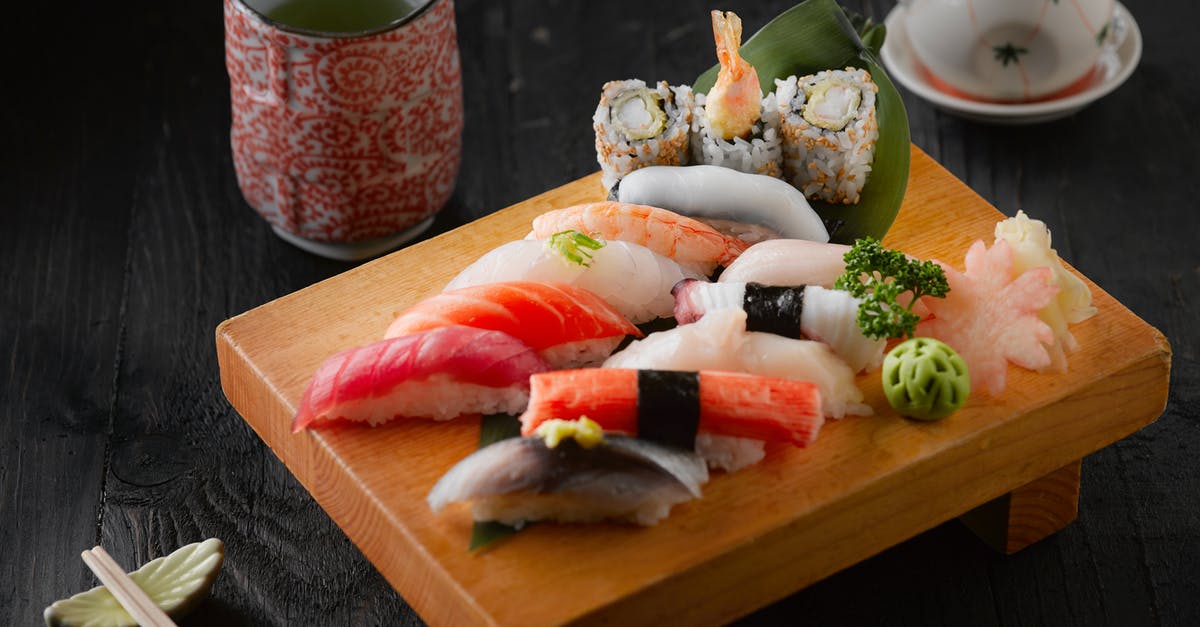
<box><xmin>673</xmin><ymin>279</ymin><xmax>886</xmax><ymax>372</ymax></box>
<box><xmin>292</xmin><ymin>326</ymin><xmax>551</xmax><ymax>432</ymax></box>
<box><xmin>385</xmin><ymin>281</ymin><xmax>641</xmax><ymax>369</ymax></box>
<box><xmin>427</xmin><ymin>432</ymin><xmax>708</xmax><ymax>526</ymax></box>
<box><xmin>529</xmin><ymin>202</ymin><xmax>749</xmax><ymax>275</ymax></box>
<box><xmin>518</xmin><ymin>369</ymin><xmax>824</xmax><ymax>448</ymax></box>
<box><xmin>445</xmin><ymin>232</ymin><xmax>704</xmax><ymax>324</ymax></box>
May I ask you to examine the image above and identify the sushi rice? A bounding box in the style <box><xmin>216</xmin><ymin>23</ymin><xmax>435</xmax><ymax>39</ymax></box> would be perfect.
<box><xmin>775</xmin><ymin>68</ymin><xmax>879</xmax><ymax>205</ymax></box>
<box><xmin>691</xmin><ymin>90</ymin><xmax>784</xmax><ymax>178</ymax></box>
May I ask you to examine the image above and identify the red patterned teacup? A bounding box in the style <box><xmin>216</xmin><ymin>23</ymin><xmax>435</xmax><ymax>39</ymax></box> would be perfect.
<box><xmin>224</xmin><ymin>0</ymin><xmax>463</xmax><ymax>260</ymax></box>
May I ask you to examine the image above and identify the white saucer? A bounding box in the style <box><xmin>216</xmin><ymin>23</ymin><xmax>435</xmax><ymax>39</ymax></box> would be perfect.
<box><xmin>881</xmin><ymin>2</ymin><xmax>1141</xmax><ymax>125</ymax></box>
<box><xmin>272</xmin><ymin>217</ymin><xmax>435</xmax><ymax>262</ymax></box>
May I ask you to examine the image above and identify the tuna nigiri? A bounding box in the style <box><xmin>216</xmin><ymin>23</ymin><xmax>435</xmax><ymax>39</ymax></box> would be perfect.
<box><xmin>529</xmin><ymin>202</ymin><xmax>750</xmax><ymax>275</ymax></box>
<box><xmin>518</xmin><ymin>368</ymin><xmax>824</xmax><ymax>449</ymax></box>
<box><xmin>384</xmin><ymin>281</ymin><xmax>641</xmax><ymax>369</ymax></box>
<box><xmin>604</xmin><ymin>308</ymin><xmax>871</xmax><ymax>418</ymax></box>
<box><xmin>673</xmin><ymin>279</ymin><xmax>886</xmax><ymax>372</ymax></box>
<box><xmin>444</xmin><ymin>232</ymin><xmax>704</xmax><ymax>324</ymax></box>
<box><xmin>291</xmin><ymin>326</ymin><xmax>551</xmax><ymax>432</ymax></box>
<box><xmin>427</xmin><ymin>431</ymin><xmax>708</xmax><ymax>526</ymax></box>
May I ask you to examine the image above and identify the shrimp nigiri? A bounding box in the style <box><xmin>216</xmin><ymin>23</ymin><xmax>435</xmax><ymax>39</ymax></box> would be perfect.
<box><xmin>529</xmin><ymin>202</ymin><xmax>749</xmax><ymax>275</ymax></box>
<box><xmin>705</xmin><ymin>10</ymin><xmax>761</xmax><ymax>140</ymax></box>
<box><xmin>384</xmin><ymin>281</ymin><xmax>641</xmax><ymax>369</ymax></box>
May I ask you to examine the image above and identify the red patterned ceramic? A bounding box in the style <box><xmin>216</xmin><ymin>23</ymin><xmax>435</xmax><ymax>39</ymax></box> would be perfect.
<box><xmin>224</xmin><ymin>0</ymin><xmax>463</xmax><ymax>245</ymax></box>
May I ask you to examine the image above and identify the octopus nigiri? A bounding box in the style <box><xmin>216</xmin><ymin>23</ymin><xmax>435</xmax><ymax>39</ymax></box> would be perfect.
<box><xmin>673</xmin><ymin>279</ymin><xmax>886</xmax><ymax>372</ymax></box>
<box><xmin>529</xmin><ymin>202</ymin><xmax>749</xmax><ymax>275</ymax></box>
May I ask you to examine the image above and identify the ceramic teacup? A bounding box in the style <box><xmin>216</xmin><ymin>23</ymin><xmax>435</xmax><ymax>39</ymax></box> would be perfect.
<box><xmin>224</xmin><ymin>0</ymin><xmax>464</xmax><ymax>260</ymax></box>
<box><xmin>904</xmin><ymin>0</ymin><xmax>1114</xmax><ymax>102</ymax></box>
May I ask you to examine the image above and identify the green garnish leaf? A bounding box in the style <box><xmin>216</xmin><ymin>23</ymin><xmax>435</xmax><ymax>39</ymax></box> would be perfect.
<box><xmin>834</xmin><ymin>237</ymin><xmax>949</xmax><ymax>340</ymax></box>
<box><xmin>468</xmin><ymin>414</ymin><xmax>526</xmax><ymax>551</ymax></box>
<box><xmin>548</xmin><ymin>229</ymin><xmax>605</xmax><ymax>267</ymax></box>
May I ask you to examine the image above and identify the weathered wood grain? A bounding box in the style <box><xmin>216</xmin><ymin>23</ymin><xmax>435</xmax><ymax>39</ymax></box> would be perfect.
<box><xmin>3</xmin><ymin>0</ymin><xmax>1198</xmax><ymax>625</ymax></box>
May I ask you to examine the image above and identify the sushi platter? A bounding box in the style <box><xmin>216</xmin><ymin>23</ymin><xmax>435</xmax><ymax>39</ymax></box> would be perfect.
<box><xmin>217</xmin><ymin>144</ymin><xmax>1170</xmax><ymax>626</ymax></box>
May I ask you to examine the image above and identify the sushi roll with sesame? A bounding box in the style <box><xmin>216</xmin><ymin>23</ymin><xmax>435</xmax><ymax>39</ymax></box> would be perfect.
<box><xmin>776</xmin><ymin>68</ymin><xmax>879</xmax><ymax>205</ymax></box>
<box><xmin>594</xmin><ymin>79</ymin><xmax>695</xmax><ymax>191</ymax></box>
<box><xmin>691</xmin><ymin>11</ymin><xmax>784</xmax><ymax>178</ymax></box>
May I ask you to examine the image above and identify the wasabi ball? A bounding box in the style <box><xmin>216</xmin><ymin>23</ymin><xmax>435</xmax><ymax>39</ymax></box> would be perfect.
<box><xmin>882</xmin><ymin>338</ymin><xmax>970</xmax><ymax>421</ymax></box>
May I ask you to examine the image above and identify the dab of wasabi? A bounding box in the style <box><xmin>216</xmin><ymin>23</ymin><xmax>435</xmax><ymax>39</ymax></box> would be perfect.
<box><xmin>882</xmin><ymin>338</ymin><xmax>970</xmax><ymax>421</ymax></box>
<box><xmin>534</xmin><ymin>416</ymin><xmax>605</xmax><ymax>449</ymax></box>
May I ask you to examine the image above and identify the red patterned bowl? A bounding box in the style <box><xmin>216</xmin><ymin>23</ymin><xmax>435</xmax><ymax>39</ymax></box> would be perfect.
<box><xmin>224</xmin><ymin>0</ymin><xmax>463</xmax><ymax>259</ymax></box>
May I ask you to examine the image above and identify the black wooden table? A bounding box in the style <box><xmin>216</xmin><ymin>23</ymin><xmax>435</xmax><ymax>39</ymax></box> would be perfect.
<box><xmin>4</xmin><ymin>1</ymin><xmax>1196</xmax><ymax>624</ymax></box>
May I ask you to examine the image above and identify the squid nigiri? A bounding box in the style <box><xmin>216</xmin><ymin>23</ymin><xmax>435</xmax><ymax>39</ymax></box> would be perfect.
<box><xmin>444</xmin><ymin>231</ymin><xmax>704</xmax><ymax>324</ymax></box>
<box><xmin>384</xmin><ymin>281</ymin><xmax>640</xmax><ymax>369</ymax></box>
<box><xmin>615</xmin><ymin>166</ymin><xmax>829</xmax><ymax>243</ymax></box>
<box><xmin>718</xmin><ymin>239</ymin><xmax>852</xmax><ymax>287</ymax></box>
<box><xmin>529</xmin><ymin>202</ymin><xmax>749</xmax><ymax>275</ymax></box>
<box><xmin>673</xmin><ymin>279</ymin><xmax>886</xmax><ymax>372</ymax></box>
<box><xmin>604</xmin><ymin>308</ymin><xmax>871</xmax><ymax>418</ymax></box>
<box><xmin>427</xmin><ymin>431</ymin><xmax>708</xmax><ymax>527</ymax></box>
<box><xmin>291</xmin><ymin>326</ymin><xmax>551</xmax><ymax>432</ymax></box>
<box><xmin>518</xmin><ymin>368</ymin><xmax>824</xmax><ymax>448</ymax></box>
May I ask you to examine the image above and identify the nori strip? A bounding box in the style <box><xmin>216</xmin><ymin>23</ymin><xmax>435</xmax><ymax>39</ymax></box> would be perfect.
<box><xmin>636</xmin><ymin>370</ymin><xmax>701</xmax><ymax>450</ymax></box>
<box><xmin>743</xmin><ymin>283</ymin><xmax>805</xmax><ymax>338</ymax></box>
<box><xmin>468</xmin><ymin>414</ymin><xmax>526</xmax><ymax>551</ymax></box>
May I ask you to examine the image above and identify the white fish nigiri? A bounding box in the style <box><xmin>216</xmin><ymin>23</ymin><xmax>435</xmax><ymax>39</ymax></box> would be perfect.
<box><xmin>718</xmin><ymin>239</ymin><xmax>851</xmax><ymax>286</ymax></box>
<box><xmin>427</xmin><ymin>434</ymin><xmax>708</xmax><ymax>526</ymax></box>
<box><xmin>672</xmin><ymin>279</ymin><xmax>885</xmax><ymax>373</ymax></box>
<box><xmin>603</xmin><ymin>309</ymin><xmax>870</xmax><ymax>418</ymax></box>
<box><xmin>616</xmin><ymin>166</ymin><xmax>829</xmax><ymax>243</ymax></box>
<box><xmin>445</xmin><ymin>232</ymin><xmax>704</xmax><ymax>324</ymax></box>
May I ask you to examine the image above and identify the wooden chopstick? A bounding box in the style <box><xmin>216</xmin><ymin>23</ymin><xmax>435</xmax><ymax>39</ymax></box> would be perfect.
<box><xmin>80</xmin><ymin>546</ymin><xmax>178</xmax><ymax>627</ymax></box>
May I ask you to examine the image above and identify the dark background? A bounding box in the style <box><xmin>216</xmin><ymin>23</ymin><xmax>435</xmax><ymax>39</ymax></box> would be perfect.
<box><xmin>3</xmin><ymin>0</ymin><xmax>1196</xmax><ymax>624</ymax></box>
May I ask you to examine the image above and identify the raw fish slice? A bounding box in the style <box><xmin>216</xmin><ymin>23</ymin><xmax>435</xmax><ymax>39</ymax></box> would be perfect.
<box><xmin>518</xmin><ymin>369</ymin><xmax>824</xmax><ymax>448</ymax></box>
<box><xmin>444</xmin><ymin>239</ymin><xmax>704</xmax><ymax>324</ymax></box>
<box><xmin>385</xmin><ymin>281</ymin><xmax>641</xmax><ymax>369</ymax></box>
<box><xmin>719</xmin><ymin>239</ymin><xmax>850</xmax><ymax>287</ymax></box>
<box><xmin>529</xmin><ymin>202</ymin><xmax>749</xmax><ymax>275</ymax></box>
<box><xmin>604</xmin><ymin>309</ymin><xmax>870</xmax><ymax>418</ymax></box>
<box><xmin>292</xmin><ymin>326</ymin><xmax>551</xmax><ymax>432</ymax></box>
<box><xmin>427</xmin><ymin>435</ymin><xmax>708</xmax><ymax>526</ymax></box>
<box><xmin>616</xmin><ymin>166</ymin><xmax>829</xmax><ymax>242</ymax></box>
<box><xmin>673</xmin><ymin>280</ymin><xmax>885</xmax><ymax>372</ymax></box>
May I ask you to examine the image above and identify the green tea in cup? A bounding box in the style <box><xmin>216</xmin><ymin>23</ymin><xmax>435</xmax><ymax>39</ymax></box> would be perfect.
<box><xmin>249</xmin><ymin>0</ymin><xmax>422</xmax><ymax>34</ymax></box>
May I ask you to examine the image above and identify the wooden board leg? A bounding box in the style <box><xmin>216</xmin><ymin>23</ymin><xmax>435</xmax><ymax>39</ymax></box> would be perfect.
<box><xmin>958</xmin><ymin>459</ymin><xmax>1082</xmax><ymax>554</ymax></box>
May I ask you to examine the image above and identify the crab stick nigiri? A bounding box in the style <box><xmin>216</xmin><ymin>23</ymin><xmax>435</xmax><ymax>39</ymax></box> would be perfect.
<box><xmin>518</xmin><ymin>368</ymin><xmax>824</xmax><ymax>449</ymax></box>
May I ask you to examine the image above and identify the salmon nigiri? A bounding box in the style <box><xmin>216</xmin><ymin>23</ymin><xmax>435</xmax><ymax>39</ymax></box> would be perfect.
<box><xmin>518</xmin><ymin>368</ymin><xmax>824</xmax><ymax>449</ymax></box>
<box><xmin>384</xmin><ymin>281</ymin><xmax>641</xmax><ymax>369</ymax></box>
<box><xmin>292</xmin><ymin>326</ymin><xmax>551</xmax><ymax>432</ymax></box>
<box><xmin>529</xmin><ymin>202</ymin><xmax>750</xmax><ymax>275</ymax></box>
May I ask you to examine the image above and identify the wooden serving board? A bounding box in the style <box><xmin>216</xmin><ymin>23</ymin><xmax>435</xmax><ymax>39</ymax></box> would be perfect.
<box><xmin>217</xmin><ymin>145</ymin><xmax>1171</xmax><ymax>627</ymax></box>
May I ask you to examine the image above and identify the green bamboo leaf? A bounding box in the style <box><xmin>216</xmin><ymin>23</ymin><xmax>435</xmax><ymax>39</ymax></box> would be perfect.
<box><xmin>468</xmin><ymin>414</ymin><xmax>525</xmax><ymax>551</ymax></box>
<box><xmin>44</xmin><ymin>539</ymin><xmax>224</xmax><ymax>627</ymax></box>
<box><xmin>694</xmin><ymin>0</ymin><xmax>909</xmax><ymax>244</ymax></box>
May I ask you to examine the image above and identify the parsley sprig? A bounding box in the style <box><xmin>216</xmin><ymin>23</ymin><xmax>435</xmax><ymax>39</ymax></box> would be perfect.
<box><xmin>833</xmin><ymin>237</ymin><xmax>949</xmax><ymax>340</ymax></box>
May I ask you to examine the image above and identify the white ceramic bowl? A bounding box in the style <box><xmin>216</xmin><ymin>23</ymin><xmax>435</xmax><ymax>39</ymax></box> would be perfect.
<box><xmin>881</xmin><ymin>1</ymin><xmax>1140</xmax><ymax>125</ymax></box>
<box><xmin>905</xmin><ymin>0</ymin><xmax>1114</xmax><ymax>102</ymax></box>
